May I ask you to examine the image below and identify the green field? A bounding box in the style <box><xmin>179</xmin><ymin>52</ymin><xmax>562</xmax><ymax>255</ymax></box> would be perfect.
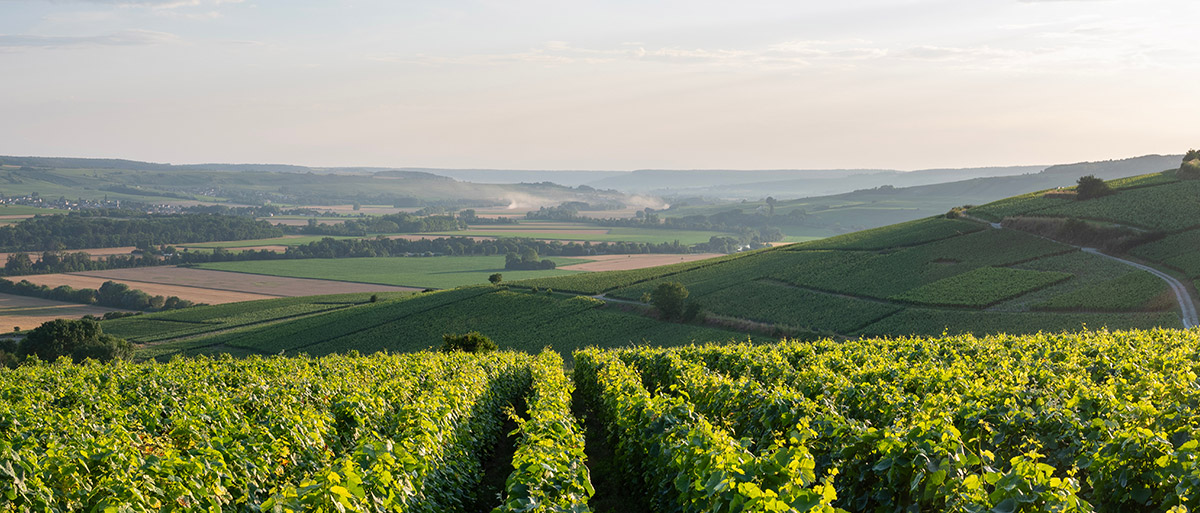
<box><xmin>115</xmin><ymin>286</ymin><xmax>748</xmax><ymax>360</ymax></box>
<box><xmin>195</xmin><ymin>255</ymin><xmax>589</xmax><ymax>289</ymax></box>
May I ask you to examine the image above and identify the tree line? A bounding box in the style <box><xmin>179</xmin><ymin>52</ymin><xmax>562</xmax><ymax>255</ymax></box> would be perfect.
<box><xmin>2</xmin><ymin>236</ymin><xmax>697</xmax><ymax>277</ymax></box>
<box><xmin>0</xmin><ymin>278</ymin><xmax>196</xmax><ymax>313</ymax></box>
<box><xmin>0</xmin><ymin>213</ymin><xmax>283</xmax><ymax>252</ymax></box>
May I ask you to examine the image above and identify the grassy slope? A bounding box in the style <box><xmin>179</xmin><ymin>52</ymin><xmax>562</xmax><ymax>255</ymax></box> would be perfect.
<box><xmin>515</xmin><ymin>171</ymin><xmax>1191</xmax><ymax>337</ymax></box>
<box><xmin>125</xmin><ymin>286</ymin><xmax>748</xmax><ymax>360</ymax></box>
<box><xmin>195</xmin><ymin>255</ymin><xmax>588</xmax><ymax>289</ymax></box>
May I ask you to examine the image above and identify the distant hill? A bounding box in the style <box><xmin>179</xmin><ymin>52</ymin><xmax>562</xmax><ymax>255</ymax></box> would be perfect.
<box><xmin>586</xmin><ymin>165</ymin><xmax>1045</xmax><ymax>197</ymax></box>
<box><xmin>662</xmin><ymin>154</ymin><xmax>1185</xmax><ymax>238</ymax></box>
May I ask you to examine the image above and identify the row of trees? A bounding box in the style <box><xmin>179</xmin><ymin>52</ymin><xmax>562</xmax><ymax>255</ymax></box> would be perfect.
<box><xmin>2</xmin><ymin>236</ymin><xmax>697</xmax><ymax>277</ymax></box>
<box><xmin>0</xmin><ymin>279</ymin><xmax>195</xmax><ymax>311</ymax></box>
<box><xmin>296</xmin><ymin>213</ymin><xmax>465</xmax><ymax>236</ymax></box>
<box><xmin>0</xmin><ymin>213</ymin><xmax>282</xmax><ymax>252</ymax></box>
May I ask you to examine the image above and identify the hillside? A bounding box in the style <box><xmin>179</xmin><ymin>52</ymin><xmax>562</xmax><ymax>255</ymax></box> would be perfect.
<box><xmin>106</xmin><ymin>287</ymin><xmax>747</xmax><ymax>360</ymax></box>
<box><xmin>519</xmin><ymin>167</ymin><xmax>1197</xmax><ymax>337</ymax></box>
<box><xmin>100</xmin><ymin>166</ymin><xmax>1196</xmax><ymax>355</ymax></box>
<box><xmin>662</xmin><ymin>154</ymin><xmax>1184</xmax><ymax>239</ymax></box>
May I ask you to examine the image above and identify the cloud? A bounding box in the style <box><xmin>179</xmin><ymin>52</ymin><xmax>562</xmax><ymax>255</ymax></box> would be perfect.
<box><xmin>0</xmin><ymin>29</ymin><xmax>178</xmax><ymax>49</ymax></box>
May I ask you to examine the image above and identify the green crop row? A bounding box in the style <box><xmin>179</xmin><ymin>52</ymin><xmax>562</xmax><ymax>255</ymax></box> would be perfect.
<box><xmin>889</xmin><ymin>267</ymin><xmax>1072</xmax><ymax>307</ymax></box>
<box><xmin>1033</xmin><ymin>271</ymin><xmax>1173</xmax><ymax>312</ymax></box>
<box><xmin>574</xmin><ymin>349</ymin><xmax>839</xmax><ymax>513</ymax></box>
<box><xmin>599</xmin><ymin>330</ymin><xmax>1200</xmax><ymax>511</ymax></box>
<box><xmin>967</xmin><ymin>191</ymin><xmax>1070</xmax><ymax>222</ymax></box>
<box><xmin>0</xmin><ymin>352</ymin><xmax>495</xmax><ymax>510</ymax></box>
<box><xmin>493</xmin><ymin>351</ymin><xmax>593</xmax><ymax>512</ymax></box>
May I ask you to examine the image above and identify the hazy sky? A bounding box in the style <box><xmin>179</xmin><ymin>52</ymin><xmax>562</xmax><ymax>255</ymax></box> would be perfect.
<box><xmin>1</xmin><ymin>0</ymin><xmax>1197</xmax><ymax>170</ymax></box>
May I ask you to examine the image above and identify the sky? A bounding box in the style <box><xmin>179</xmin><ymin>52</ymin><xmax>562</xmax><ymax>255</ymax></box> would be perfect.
<box><xmin>0</xmin><ymin>0</ymin><xmax>1197</xmax><ymax>171</ymax></box>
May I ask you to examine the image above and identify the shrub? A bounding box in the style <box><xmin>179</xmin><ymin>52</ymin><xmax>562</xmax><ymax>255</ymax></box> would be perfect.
<box><xmin>440</xmin><ymin>331</ymin><xmax>498</xmax><ymax>353</ymax></box>
<box><xmin>1076</xmin><ymin>175</ymin><xmax>1114</xmax><ymax>200</ymax></box>
<box><xmin>651</xmin><ymin>282</ymin><xmax>689</xmax><ymax>320</ymax></box>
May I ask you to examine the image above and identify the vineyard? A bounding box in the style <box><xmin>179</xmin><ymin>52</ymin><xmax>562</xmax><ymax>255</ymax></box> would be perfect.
<box><xmin>4</xmin><ymin>329</ymin><xmax>1199</xmax><ymax>512</ymax></box>
<box><xmin>110</xmin><ymin>287</ymin><xmax>747</xmax><ymax>360</ymax></box>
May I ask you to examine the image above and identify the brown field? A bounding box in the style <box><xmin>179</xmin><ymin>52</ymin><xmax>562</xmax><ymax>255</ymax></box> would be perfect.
<box><xmin>77</xmin><ymin>267</ymin><xmax>422</xmax><ymax>296</ymax></box>
<box><xmin>0</xmin><ymin>293</ymin><xmax>130</xmax><ymax>331</ymax></box>
<box><xmin>9</xmin><ymin>274</ymin><xmax>277</xmax><ymax>304</ymax></box>
<box><xmin>557</xmin><ymin>253</ymin><xmax>723</xmax><ymax>272</ymax></box>
<box><xmin>8</xmin><ymin>267</ymin><xmax>420</xmax><ymax>305</ymax></box>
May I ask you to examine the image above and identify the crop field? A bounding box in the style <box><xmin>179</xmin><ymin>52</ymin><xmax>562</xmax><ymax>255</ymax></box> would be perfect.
<box><xmin>889</xmin><ymin>267</ymin><xmax>1071</xmax><ymax>307</ymax></box>
<box><xmin>1130</xmin><ymin>228</ymin><xmax>1200</xmax><ymax>278</ymax></box>
<box><xmin>131</xmin><ymin>287</ymin><xmax>748</xmax><ymax>360</ymax></box>
<box><xmin>797</xmin><ymin>217</ymin><xmax>984</xmax><ymax>250</ymax></box>
<box><xmin>76</xmin><ymin>267</ymin><xmax>419</xmax><ymax>297</ymax></box>
<box><xmin>689</xmin><ymin>280</ymin><xmax>902</xmax><ymax>334</ymax></box>
<box><xmin>1032</xmin><ymin>271</ymin><xmax>1173</xmax><ymax>312</ymax></box>
<box><xmin>7</xmin><ymin>273</ymin><xmax>277</xmax><ymax>305</ymax></box>
<box><xmin>966</xmin><ymin>192</ymin><xmax>1068</xmax><ymax>222</ymax></box>
<box><xmin>7</xmin><ymin>330</ymin><xmax>1198</xmax><ymax>511</ymax></box>
<box><xmin>1032</xmin><ymin>180</ymin><xmax>1200</xmax><ymax>231</ymax></box>
<box><xmin>196</xmin><ymin>255</ymin><xmax>589</xmax><ymax>290</ymax></box>
<box><xmin>513</xmin><ymin>251</ymin><xmax>758</xmax><ymax>295</ymax></box>
<box><xmin>178</xmin><ymin>235</ymin><xmax>373</xmax><ymax>249</ymax></box>
<box><xmin>0</xmin><ymin>292</ymin><xmax>126</xmax><ymax>331</ymax></box>
<box><xmin>555</xmin><ymin>253</ymin><xmax>724</xmax><ymax>272</ymax></box>
<box><xmin>102</xmin><ymin>292</ymin><xmax>407</xmax><ymax>346</ymax></box>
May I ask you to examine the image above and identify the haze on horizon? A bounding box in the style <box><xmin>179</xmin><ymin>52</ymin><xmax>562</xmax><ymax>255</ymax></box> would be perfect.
<box><xmin>0</xmin><ymin>0</ymin><xmax>1197</xmax><ymax>172</ymax></box>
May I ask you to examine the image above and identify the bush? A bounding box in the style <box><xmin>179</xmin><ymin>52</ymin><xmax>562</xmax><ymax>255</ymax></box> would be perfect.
<box><xmin>1076</xmin><ymin>175</ymin><xmax>1114</xmax><ymax>200</ymax></box>
<box><xmin>651</xmin><ymin>282</ymin><xmax>689</xmax><ymax>320</ymax></box>
<box><xmin>440</xmin><ymin>331</ymin><xmax>498</xmax><ymax>353</ymax></box>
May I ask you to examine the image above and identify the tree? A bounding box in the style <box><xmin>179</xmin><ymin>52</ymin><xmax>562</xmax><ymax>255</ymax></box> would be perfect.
<box><xmin>440</xmin><ymin>331</ymin><xmax>498</xmax><ymax>353</ymax></box>
<box><xmin>651</xmin><ymin>282</ymin><xmax>689</xmax><ymax>320</ymax></box>
<box><xmin>20</xmin><ymin>318</ymin><xmax>131</xmax><ymax>363</ymax></box>
<box><xmin>1075</xmin><ymin>175</ymin><xmax>1113</xmax><ymax>200</ymax></box>
<box><xmin>765</xmin><ymin>197</ymin><xmax>777</xmax><ymax>217</ymax></box>
<box><xmin>488</xmin><ymin>273</ymin><xmax>503</xmax><ymax>285</ymax></box>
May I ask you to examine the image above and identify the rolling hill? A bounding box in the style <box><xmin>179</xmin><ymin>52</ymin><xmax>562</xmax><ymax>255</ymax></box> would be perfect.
<box><xmin>104</xmin><ymin>165</ymin><xmax>1197</xmax><ymax>359</ymax></box>
<box><xmin>518</xmin><ymin>166</ymin><xmax>1197</xmax><ymax>337</ymax></box>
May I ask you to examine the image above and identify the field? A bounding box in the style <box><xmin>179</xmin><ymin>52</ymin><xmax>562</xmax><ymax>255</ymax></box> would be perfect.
<box><xmin>555</xmin><ymin>253</ymin><xmax>724</xmax><ymax>272</ymax></box>
<box><xmin>10</xmin><ymin>267</ymin><xmax>418</xmax><ymax>303</ymax></box>
<box><xmin>114</xmin><ymin>286</ymin><xmax>749</xmax><ymax>360</ymax></box>
<box><xmin>0</xmin><ymin>292</ymin><xmax>128</xmax><ymax>331</ymax></box>
<box><xmin>196</xmin><ymin>255</ymin><xmax>589</xmax><ymax>289</ymax></box>
<box><xmin>6</xmin><ymin>330</ymin><xmax>1199</xmax><ymax>512</ymax></box>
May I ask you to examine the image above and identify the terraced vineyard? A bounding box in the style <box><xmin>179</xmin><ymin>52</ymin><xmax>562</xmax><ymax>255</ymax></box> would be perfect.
<box><xmin>6</xmin><ymin>330</ymin><xmax>1199</xmax><ymax>512</ymax></box>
